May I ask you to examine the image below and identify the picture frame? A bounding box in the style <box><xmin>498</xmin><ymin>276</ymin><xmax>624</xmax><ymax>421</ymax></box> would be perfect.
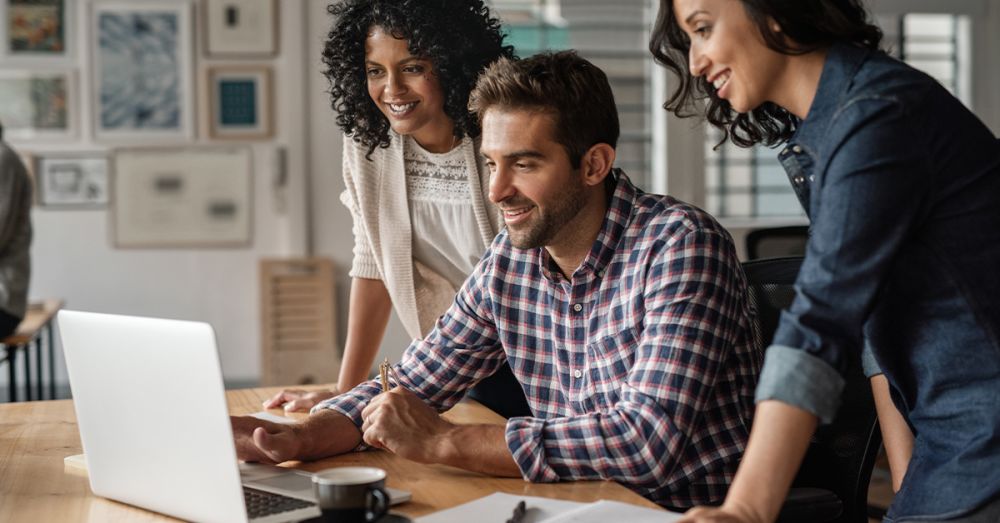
<box><xmin>90</xmin><ymin>0</ymin><xmax>194</xmax><ymax>142</ymax></box>
<box><xmin>0</xmin><ymin>69</ymin><xmax>75</xmax><ymax>140</ymax></box>
<box><xmin>112</xmin><ymin>146</ymin><xmax>253</xmax><ymax>248</ymax></box>
<box><xmin>206</xmin><ymin>65</ymin><xmax>273</xmax><ymax>140</ymax></box>
<box><xmin>203</xmin><ymin>0</ymin><xmax>277</xmax><ymax>57</ymax></box>
<box><xmin>0</xmin><ymin>0</ymin><xmax>74</xmax><ymax>63</ymax></box>
<box><xmin>34</xmin><ymin>152</ymin><xmax>110</xmax><ymax>208</ymax></box>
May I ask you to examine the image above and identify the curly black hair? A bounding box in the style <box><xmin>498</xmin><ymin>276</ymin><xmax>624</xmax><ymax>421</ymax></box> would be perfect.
<box><xmin>649</xmin><ymin>0</ymin><xmax>882</xmax><ymax>148</ymax></box>
<box><xmin>322</xmin><ymin>0</ymin><xmax>514</xmax><ymax>157</ymax></box>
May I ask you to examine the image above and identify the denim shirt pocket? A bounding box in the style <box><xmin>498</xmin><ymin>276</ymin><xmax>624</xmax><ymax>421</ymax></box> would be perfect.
<box><xmin>583</xmin><ymin>327</ymin><xmax>639</xmax><ymax>410</ymax></box>
<box><xmin>778</xmin><ymin>144</ymin><xmax>816</xmax><ymax>215</ymax></box>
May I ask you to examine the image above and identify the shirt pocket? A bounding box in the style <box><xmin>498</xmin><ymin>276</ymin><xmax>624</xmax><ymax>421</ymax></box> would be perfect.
<box><xmin>584</xmin><ymin>327</ymin><xmax>640</xmax><ymax>409</ymax></box>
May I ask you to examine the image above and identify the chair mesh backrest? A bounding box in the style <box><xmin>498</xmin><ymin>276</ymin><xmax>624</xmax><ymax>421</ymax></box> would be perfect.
<box><xmin>742</xmin><ymin>257</ymin><xmax>882</xmax><ymax>523</ymax></box>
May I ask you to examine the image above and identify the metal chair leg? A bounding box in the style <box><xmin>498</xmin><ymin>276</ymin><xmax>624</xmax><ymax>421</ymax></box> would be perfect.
<box><xmin>8</xmin><ymin>347</ymin><xmax>17</xmax><ymax>402</ymax></box>
<box><xmin>47</xmin><ymin>324</ymin><xmax>55</xmax><ymax>400</ymax></box>
<box><xmin>22</xmin><ymin>344</ymin><xmax>32</xmax><ymax>401</ymax></box>
<box><xmin>34</xmin><ymin>338</ymin><xmax>42</xmax><ymax>400</ymax></box>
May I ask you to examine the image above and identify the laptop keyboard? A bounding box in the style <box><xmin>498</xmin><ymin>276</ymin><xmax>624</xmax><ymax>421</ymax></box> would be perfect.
<box><xmin>243</xmin><ymin>486</ymin><xmax>315</xmax><ymax>519</ymax></box>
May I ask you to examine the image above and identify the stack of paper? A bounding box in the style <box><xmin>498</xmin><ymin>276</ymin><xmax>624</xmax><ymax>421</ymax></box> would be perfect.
<box><xmin>416</xmin><ymin>492</ymin><xmax>682</xmax><ymax>523</ymax></box>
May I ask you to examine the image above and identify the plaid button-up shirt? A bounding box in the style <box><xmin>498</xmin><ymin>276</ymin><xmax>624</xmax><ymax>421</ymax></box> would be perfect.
<box><xmin>319</xmin><ymin>171</ymin><xmax>761</xmax><ymax>508</ymax></box>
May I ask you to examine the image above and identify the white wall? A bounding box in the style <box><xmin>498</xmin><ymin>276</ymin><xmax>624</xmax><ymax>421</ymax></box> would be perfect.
<box><xmin>3</xmin><ymin>0</ymin><xmax>313</xmax><ymax>391</ymax></box>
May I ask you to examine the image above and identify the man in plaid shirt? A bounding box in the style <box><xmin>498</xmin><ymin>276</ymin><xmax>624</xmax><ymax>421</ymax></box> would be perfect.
<box><xmin>233</xmin><ymin>51</ymin><xmax>760</xmax><ymax>509</ymax></box>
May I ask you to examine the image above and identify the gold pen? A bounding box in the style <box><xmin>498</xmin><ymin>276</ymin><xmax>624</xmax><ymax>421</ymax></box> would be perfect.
<box><xmin>378</xmin><ymin>357</ymin><xmax>400</xmax><ymax>393</ymax></box>
<box><xmin>379</xmin><ymin>357</ymin><xmax>390</xmax><ymax>393</ymax></box>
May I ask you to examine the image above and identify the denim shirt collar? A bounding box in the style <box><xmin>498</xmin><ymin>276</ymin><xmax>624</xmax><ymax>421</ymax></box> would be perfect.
<box><xmin>793</xmin><ymin>42</ymin><xmax>873</xmax><ymax>150</ymax></box>
<box><xmin>777</xmin><ymin>42</ymin><xmax>873</xmax><ymax>211</ymax></box>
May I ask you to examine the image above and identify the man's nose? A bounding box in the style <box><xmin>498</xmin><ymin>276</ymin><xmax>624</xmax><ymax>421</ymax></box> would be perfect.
<box><xmin>488</xmin><ymin>166</ymin><xmax>515</xmax><ymax>204</ymax></box>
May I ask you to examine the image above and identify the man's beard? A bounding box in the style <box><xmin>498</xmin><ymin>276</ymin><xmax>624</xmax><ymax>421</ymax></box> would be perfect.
<box><xmin>506</xmin><ymin>182</ymin><xmax>587</xmax><ymax>249</ymax></box>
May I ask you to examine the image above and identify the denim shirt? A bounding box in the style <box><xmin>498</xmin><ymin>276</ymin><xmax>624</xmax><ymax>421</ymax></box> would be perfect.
<box><xmin>754</xmin><ymin>43</ymin><xmax>1000</xmax><ymax>521</ymax></box>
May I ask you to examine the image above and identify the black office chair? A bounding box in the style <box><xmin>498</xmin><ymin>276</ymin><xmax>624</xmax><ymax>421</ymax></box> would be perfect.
<box><xmin>467</xmin><ymin>362</ymin><xmax>533</xmax><ymax>418</ymax></box>
<box><xmin>742</xmin><ymin>257</ymin><xmax>882</xmax><ymax>523</ymax></box>
<box><xmin>745</xmin><ymin>226</ymin><xmax>810</xmax><ymax>260</ymax></box>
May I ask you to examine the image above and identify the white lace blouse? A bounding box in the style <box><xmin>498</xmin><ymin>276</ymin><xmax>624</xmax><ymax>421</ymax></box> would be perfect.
<box><xmin>403</xmin><ymin>135</ymin><xmax>486</xmax><ymax>290</ymax></box>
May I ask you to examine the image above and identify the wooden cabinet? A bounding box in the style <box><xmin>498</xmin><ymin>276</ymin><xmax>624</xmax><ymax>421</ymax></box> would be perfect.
<box><xmin>259</xmin><ymin>258</ymin><xmax>339</xmax><ymax>386</ymax></box>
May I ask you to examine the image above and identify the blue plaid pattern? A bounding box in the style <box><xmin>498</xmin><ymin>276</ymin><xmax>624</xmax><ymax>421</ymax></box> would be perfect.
<box><xmin>319</xmin><ymin>171</ymin><xmax>761</xmax><ymax>508</ymax></box>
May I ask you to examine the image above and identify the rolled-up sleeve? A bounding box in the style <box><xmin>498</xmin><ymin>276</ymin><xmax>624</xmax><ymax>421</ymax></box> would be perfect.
<box><xmin>506</xmin><ymin>228</ymin><xmax>750</xmax><ymax>487</ymax></box>
<box><xmin>315</xmin><ymin>243</ymin><xmax>505</xmax><ymax>426</ymax></box>
<box><xmin>755</xmin><ymin>346</ymin><xmax>845</xmax><ymax>424</ymax></box>
<box><xmin>758</xmin><ymin>97</ymin><xmax>929</xmax><ymax>422</ymax></box>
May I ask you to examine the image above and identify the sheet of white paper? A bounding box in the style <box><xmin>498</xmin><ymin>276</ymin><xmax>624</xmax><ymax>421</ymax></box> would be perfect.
<box><xmin>416</xmin><ymin>492</ymin><xmax>584</xmax><ymax>523</ymax></box>
<box><xmin>249</xmin><ymin>411</ymin><xmax>297</xmax><ymax>424</ymax></box>
<box><xmin>542</xmin><ymin>499</ymin><xmax>683</xmax><ymax>522</ymax></box>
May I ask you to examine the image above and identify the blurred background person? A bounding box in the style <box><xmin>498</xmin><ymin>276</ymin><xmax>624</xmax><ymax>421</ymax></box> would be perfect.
<box><xmin>0</xmin><ymin>121</ymin><xmax>33</xmax><ymax>338</ymax></box>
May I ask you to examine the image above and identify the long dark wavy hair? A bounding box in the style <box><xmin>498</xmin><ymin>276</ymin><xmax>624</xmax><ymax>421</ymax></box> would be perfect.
<box><xmin>323</xmin><ymin>0</ymin><xmax>514</xmax><ymax>157</ymax></box>
<box><xmin>649</xmin><ymin>0</ymin><xmax>883</xmax><ymax>148</ymax></box>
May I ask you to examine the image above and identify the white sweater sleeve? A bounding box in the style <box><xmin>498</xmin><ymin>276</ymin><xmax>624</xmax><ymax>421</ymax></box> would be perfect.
<box><xmin>340</xmin><ymin>138</ymin><xmax>381</xmax><ymax>280</ymax></box>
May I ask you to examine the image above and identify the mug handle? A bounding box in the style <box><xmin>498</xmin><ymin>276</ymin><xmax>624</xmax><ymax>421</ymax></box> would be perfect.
<box><xmin>366</xmin><ymin>486</ymin><xmax>389</xmax><ymax>522</ymax></box>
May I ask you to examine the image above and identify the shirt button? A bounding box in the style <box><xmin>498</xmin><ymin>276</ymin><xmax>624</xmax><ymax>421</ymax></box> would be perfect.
<box><xmin>595</xmin><ymin>269</ymin><xmax>604</xmax><ymax>277</ymax></box>
<box><xmin>809</xmin><ymin>175</ymin><xmax>815</xmax><ymax>182</ymax></box>
<box><xmin>573</xmin><ymin>369</ymin><xmax>583</xmax><ymax>379</ymax></box>
<box><xmin>792</xmin><ymin>145</ymin><xmax>803</xmax><ymax>154</ymax></box>
<box><xmin>572</xmin><ymin>303</ymin><xmax>583</xmax><ymax>312</ymax></box>
<box><xmin>781</xmin><ymin>148</ymin><xmax>789</xmax><ymax>156</ymax></box>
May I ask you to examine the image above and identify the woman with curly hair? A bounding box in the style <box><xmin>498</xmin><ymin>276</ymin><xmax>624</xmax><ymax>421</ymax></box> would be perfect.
<box><xmin>651</xmin><ymin>1</ymin><xmax>1000</xmax><ymax>522</ymax></box>
<box><xmin>265</xmin><ymin>0</ymin><xmax>530</xmax><ymax>417</ymax></box>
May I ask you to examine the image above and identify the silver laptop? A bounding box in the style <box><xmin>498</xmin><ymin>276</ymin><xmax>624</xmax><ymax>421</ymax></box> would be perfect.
<box><xmin>59</xmin><ymin>310</ymin><xmax>408</xmax><ymax>523</ymax></box>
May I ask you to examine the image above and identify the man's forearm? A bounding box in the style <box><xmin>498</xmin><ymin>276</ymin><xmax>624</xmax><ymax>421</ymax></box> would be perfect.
<box><xmin>295</xmin><ymin>409</ymin><xmax>365</xmax><ymax>460</ymax></box>
<box><xmin>435</xmin><ymin>423</ymin><xmax>521</xmax><ymax>477</ymax></box>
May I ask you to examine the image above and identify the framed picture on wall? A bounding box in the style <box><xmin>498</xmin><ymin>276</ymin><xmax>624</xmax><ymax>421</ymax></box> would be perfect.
<box><xmin>34</xmin><ymin>152</ymin><xmax>110</xmax><ymax>208</ymax></box>
<box><xmin>112</xmin><ymin>146</ymin><xmax>253</xmax><ymax>248</ymax></box>
<box><xmin>0</xmin><ymin>69</ymin><xmax>75</xmax><ymax>140</ymax></box>
<box><xmin>1</xmin><ymin>0</ymin><xmax>72</xmax><ymax>61</ymax></box>
<box><xmin>203</xmin><ymin>0</ymin><xmax>276</xmax><ymax>57</ymax></box>
<box><xmin>90</xmin><ymin>1</ymin><xmax>194</xmax><ymax>142</ymax></box>
<box><xmin>207</xmin><ymin>66</ymin><xmax>272</xmax><ymax>140</ymax></box>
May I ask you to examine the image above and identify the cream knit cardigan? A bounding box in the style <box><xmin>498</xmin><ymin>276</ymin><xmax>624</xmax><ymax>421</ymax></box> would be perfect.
<box><xmin>339</xmin><ymin>132</ymin><xmax>501</xmax><ymax>340</ymax></box>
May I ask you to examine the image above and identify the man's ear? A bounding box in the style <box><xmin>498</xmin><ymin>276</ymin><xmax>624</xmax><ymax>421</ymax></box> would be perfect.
<box><xmin>580</xmin><ymin>143</ymin><xmax>616</xmax><ymax>187</ymax></box>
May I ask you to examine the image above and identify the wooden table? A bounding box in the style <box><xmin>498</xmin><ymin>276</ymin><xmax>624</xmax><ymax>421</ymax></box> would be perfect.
<box><xmin>0</xmin><ymin>386</ymin><xmax>662</xmax><ymax>521</ymax></box>
<box><xmin>1</xmin><ymin>299</ymin><xmax>64</xmax><ymax>402</ymax></box>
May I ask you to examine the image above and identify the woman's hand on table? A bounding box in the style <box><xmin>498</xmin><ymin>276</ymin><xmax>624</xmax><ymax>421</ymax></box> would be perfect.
<box><xmin>263</xmin><ymin>388</ymin><xmax>338</xmax><ymax>412</ymax></box>
<box><xmin>678</xmin><ymin>502</ymin><xmax>765</xmax><ymax>523</ymax></box>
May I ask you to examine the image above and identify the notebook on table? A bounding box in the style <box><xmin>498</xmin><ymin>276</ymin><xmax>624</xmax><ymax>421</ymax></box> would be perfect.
<box><xmin>59</xmin><ymin>310</ymin><xmax>408</xmax><ymax>523</ymax></box>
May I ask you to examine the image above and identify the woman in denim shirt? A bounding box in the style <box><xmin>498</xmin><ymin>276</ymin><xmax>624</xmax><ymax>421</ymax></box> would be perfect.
<box><xmin>651</xmin><ymin>1</ymin><xmax>1000</xmax><ymax>522</ymax></box>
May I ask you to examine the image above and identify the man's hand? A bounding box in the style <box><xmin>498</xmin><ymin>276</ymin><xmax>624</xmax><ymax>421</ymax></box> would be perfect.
<box><xmin>360</xmin><ymin>387</ymin><xmax>454</xmax><ymax>463</ymax></box>
<box><xmin>263</xmin><ymin>388</ymin><xmax>337</xmax><ymax>412</ymax></box>
<box><xmin>231</xmin><ymin>416</ymin><xmax>303</xmax><ymax>464</ymax></box>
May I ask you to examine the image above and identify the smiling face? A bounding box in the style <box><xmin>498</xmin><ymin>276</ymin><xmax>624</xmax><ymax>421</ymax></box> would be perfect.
<box><xmin>673</xmin><ymin>0</ymin><xmax>789</xmax><ymax>113</ymax></box>
<box><xmin>364</xmin><ymin>26</ymin><xmax>454</xmax><ymax>151</ymax></box>
<box><xmin>481</xmin><ymin>109</ymin><xmax>588</xmax><ymax>250</ymax></box>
